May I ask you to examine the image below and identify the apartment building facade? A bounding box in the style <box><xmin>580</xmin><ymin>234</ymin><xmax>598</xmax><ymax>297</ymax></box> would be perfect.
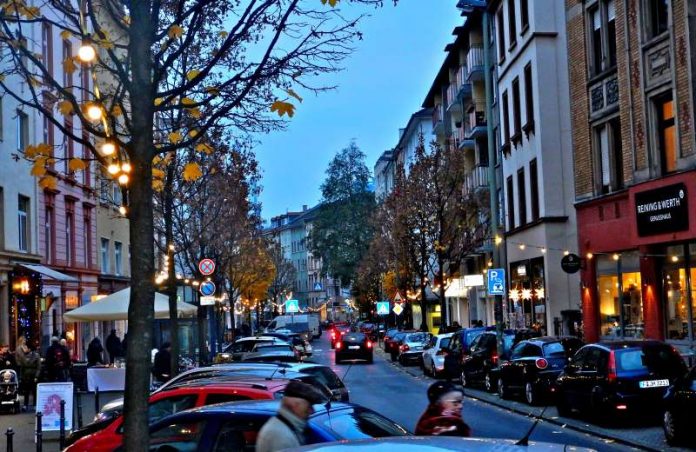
<box><xmin>493</xmin><ymin>0</ymin><xmax>580</xmax><ymax>336</ymax></box>
<box><xmin>567</xmin><ymin>0</ymin><xmax>696</xmax><ymax>354</ymax></box>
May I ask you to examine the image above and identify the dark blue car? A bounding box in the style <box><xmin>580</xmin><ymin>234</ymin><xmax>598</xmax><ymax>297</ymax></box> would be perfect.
<box><xmin>116</xmin><ymin>400</ymin><xmax>409</xmax><ymax>451</ymax></box>
<box><xmin>443</xmin><ymin>326</ymin><xmax>490</xmax><ymax>378</ymax></box>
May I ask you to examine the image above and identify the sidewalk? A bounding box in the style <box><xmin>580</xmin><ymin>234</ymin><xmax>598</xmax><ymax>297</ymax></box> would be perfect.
<box><xmin>374</xmin><ymin>346</ymin><xmax>688</xmax><ymax>452</ymax></box>
<box><xmin>0</xmin><ymin>391</ymin><xmax>123</xmax><ymax>451</ymax></box>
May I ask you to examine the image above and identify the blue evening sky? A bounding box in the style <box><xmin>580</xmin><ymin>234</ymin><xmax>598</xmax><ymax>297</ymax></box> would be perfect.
<box><xmin>256</xmin><ymin>1</ymin><xmax>463</xmax><ymax>221</ymax></box>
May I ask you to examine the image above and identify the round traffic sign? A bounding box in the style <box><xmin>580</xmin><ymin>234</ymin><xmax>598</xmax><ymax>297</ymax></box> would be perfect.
<box><xmin>561</xmin><ymin>254</ymin><xmax>582</xmax><ymax>274</ymax></box>
<box><xmin>199</xmin><ymin>258</ymin><xmax>216</xmax><ymax>276</ymax></box>
<box><xmin>199</xmin><ymin>281</ymin><xmax>216</xmax><ymax>296</ymax></box>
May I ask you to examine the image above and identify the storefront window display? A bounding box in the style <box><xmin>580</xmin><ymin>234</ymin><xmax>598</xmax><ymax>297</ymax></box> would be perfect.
<box><xmin>598</xmin><ymin>251</ymin><xmax>643</xmax><ymax>338</ymax></box>
<box><xmin>508</xmin><ymin>257</ymin><xmax>546</xmax><ymax>333</ymax></box>
<box><xmin>663</xmin><ymin>244</ymin><xmax>696</xmax><ymax>342</ymax></box>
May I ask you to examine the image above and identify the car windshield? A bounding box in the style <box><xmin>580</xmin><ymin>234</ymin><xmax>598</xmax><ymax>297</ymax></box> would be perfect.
<box><xmin>254</xmin><ymin>345</ymin><xmax>290</xmax><ymax>353</ymax></box>
<box><xmin>615</xmin><ymin>346</ymin><xmax>686</xmax><ymax>378</ymax></box>
<box><xmin>345</xmin><ymin>333</ymin><xmax>366</xmax><ymax>341</ymax></box>
<box><xmin>406</xmin><ymin>333</ymin><xmax>427</xmax><ymax>343</ymax></box>
<box><xmin>283</xmin><ymin>322</ymin><xmax>309</xmax><ymax>333</ymax></box>
<box><xmin>439</xmin><ymin>337</ymin><xmax>451</xmax><ymax>349</ymax></box>
<box><xmin>312</xmin><ymin>409</ymin><xmax>409</xmax><ymax>439</ymax></box>
<box><xmin>465</xmin><ymin>329</ymin><xmax>482</xmax><ymax>345</ymax></box>
<box><xmin>543</xmin><ymin>342</ymin><xmax>566</xmax><ymax>358</ymax></box>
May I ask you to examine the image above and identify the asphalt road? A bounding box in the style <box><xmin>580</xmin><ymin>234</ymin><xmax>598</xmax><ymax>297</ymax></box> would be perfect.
<box><xmin>309</xmin><ymin>334</ymin><xmax>639</xmax><ymax>451</ymax></box>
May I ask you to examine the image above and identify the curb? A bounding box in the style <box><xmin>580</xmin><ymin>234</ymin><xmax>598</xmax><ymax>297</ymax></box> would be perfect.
<box><xmin>377</xmin><ymin>348</ymin><xmax>662</xmax><ymax>452</ymax></box>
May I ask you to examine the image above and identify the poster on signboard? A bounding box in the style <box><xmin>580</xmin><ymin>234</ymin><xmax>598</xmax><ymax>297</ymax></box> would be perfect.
<box><xmin>36</xmin><ymin>382</ymin><xmax>73</xmax><ymax>433</ymax></box>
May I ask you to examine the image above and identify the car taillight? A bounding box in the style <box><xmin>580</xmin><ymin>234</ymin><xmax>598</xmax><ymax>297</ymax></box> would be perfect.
<box><xmin>367</xmin><ymin>341</ymin><xmax>372</xmax><ymax>348</ymax></box>
<box><xmin>341</xmin><ymin>331</ymin><xmax>346</xmax><ymax>335</ymax></box>
<box><xmin>491</xmin><ymin>354</ymin><xmax>498</xmax><ymax>365</ymax></box>
<box><xmin>331</xmin><ymin>332</ymin><xmax>335</xmax><ymax>339</ymax></box>
<box><xmin>535</xmin><ymin>358</ymin><xmax>548</xmax><ymax>370</ymax></box>
<box><xmin>401</xmin><ymin>344</ymin><xmax>410</xmax><ymax>351</ymax></box>
<box><xmin>608</xmin><ymin>351</ymin><xmax>617</xmax><ymax>383</ymax></box>
<box><xmin>336</xmin><ymin>341</ymin><xmax>342</xmax><ymax>350</ymax></box>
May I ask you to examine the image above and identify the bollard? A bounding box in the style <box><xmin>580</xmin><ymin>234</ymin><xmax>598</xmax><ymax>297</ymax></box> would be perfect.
<box><xmin>94</xmin><ymin>386</ymin><xmax>100</xmax><ymax>414</ymax></box>
<box><xmin>6</xmin><ymin>427</ymin><xmax>14</xmax><ymax>452</ymax></box>
<box><xmin>59</xmin><ymin>400</ymin><xmax>66</xmax><ymax>449</ymax></box>
<box><xmin>35</xmin><ymin>412</ymin><xmax>42</xmax><ymax>452</ymax></box>
<box><xmin>76</xmin><ymin>390</ymin><xmax>83</xmax><ymax>428</ymax></box>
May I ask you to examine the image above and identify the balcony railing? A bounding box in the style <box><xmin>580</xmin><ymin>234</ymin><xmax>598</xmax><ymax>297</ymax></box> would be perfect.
<box><xmin>432</xmin><ymin>103</ymin><xmax>444</xmax><ymax>128</ymax></box>
<box><xmin>447</xmin><ymin>83</ymin><xmax>459</xmax><ymax>109</ymax></box>
<box><xmin>464</xmin><ymin>107</ymin><xmax>486</xmax><ymax>137</ymax></box>
<box><xmin>466</xmin><ymin>44</ymin><xmax>484</xmax><ymax>79</ymax></box>
<box><xmin>464</xmin><ymin>165</ymin><xmax>489</xmax><ymax>196</ymax></box>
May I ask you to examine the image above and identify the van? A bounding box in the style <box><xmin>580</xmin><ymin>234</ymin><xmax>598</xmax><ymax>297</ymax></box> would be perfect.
<box><xmin>266</xmin><ymin>314</ymin><xmax>320</xmax><ymax>341</ymax></box>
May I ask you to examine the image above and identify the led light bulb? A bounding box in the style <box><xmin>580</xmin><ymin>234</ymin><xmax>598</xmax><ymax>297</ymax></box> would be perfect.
<box><xmin>107</xmin><ymin>164</ymin><xmax>120</xmax><ymax>175</ymax></box>
<box><xmin>78</xmin><ymin>42</ymin><xmax>96</xmax><ymax>63</ymax></box>
<box><xmin>100</xmin><ymin>140</ymin><xmax>116</xmax><ymax>156</ymax></box>
<box><xmin>118</xmin><ymin>173</ymin><xmax>129</xmax><ymax>185</ymax></box>
<box><xmin>121</xmin><ymin>162</ymin><xmax>132</xmax><ymax>173</ymax></box>
<box><xmin>118</xmin><ymin>205</ymin><xmax>127</xmax><ymax>216</ymax></box>
<box><xmin>86</xmin><ymin>103</ymin><xmax>103</xmax><ymax>121</ymax></box>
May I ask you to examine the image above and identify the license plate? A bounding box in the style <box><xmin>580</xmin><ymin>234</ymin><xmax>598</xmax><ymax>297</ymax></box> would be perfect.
<box><xmin>348</xmin><ymin>346</ymin><xmax>360</xmax><ymax>350</ymax></box>
<box><xmin>639</xmin><ymin>379</ymin><xmax>669</xmax><ymax>388</ymax></box>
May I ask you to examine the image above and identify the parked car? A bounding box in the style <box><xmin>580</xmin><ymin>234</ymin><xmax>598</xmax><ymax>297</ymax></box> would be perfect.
<box><xmin>442</xmin><ymin>326</ymin><xmax>488</xmax><ymax>378</ymax></box>
<box><xmin>388</xmin><ymin>331</ymin><xmax>413</xmax><ymax>361</ymax></box>
<box><xmin>111</xmin><ymin>400</ymin><xmax>409</xmax><ymax>451</ymax></box>
<box><xmin>555</xmin><ymin>340</ymin><xmax>688</xmax><ymax>421</ymax></box>
<box><xmin>459</xmin><ymin>331</ymin><xmax>516</xmax><ymax>392</ymax></box>
<box><xmin>359</xmin><ymin>322</ymin><xmax>377</xmax><ymax>340</ymax></box>
<box><xmin>242</xmin><ymin>343</ymin><xmax>301</xmax><ymax>362</ymax></box>
<box><xmin>66</xmin><ymin>379</ymin><xmax>289</xmax><ymax>450</ymax></box>
<box><xmin>497</xmin><ymin>336</ymin><xmax>584</xmax><ymax>405</ymax></box>
<box><xmin>282</xmin><ymin>363</ymin><xmax>350</xmax><ymax>402</ymax></box>
<box><xmin>259</xmin><ymin>332</ymin><xmax>313</xmax><ymax>357</ymax></box>
<box><xmin>214</xmin><ymin>336</ymin><xmax>288</xmax><ymax>363</ymax></box>
<box><xmin>663</xmin><ymin>365</ymin><xmax>696</xmax><ymax>446</ymax></box>
<box><xmin>335</xmin><ymin>332</ymin><xmax>374</xmax><ymax>364</ymax></box>
<box><xmin>422</xmin><ymin>333</ymin><xmax>453</xmax><ymax>378</ymax></box>
<box><xmin>382</xmin><ymin>328</ymin><xmax>401</xmax><ymax>352</ymax></box>
<box><xmin>376</xmin><ymin>323</ymin><xmax>387</xmax><ymax>339</ymax></box>
<box><xmin>330</xmin><ymin>324</ymin><xmax>352</xmax><ymax>349</ymax></box>
<box><xmin>397</xmin><ymin>332</ymin><xmax>432</xmax><ymax>366</ymax></box>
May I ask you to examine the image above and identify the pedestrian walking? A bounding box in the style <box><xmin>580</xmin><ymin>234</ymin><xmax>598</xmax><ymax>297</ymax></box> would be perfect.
<box><xmin>415</xmin><ymin>381</ymin><xmax>471</xmax><ymax>437</ymax></box>
<box><xmin>15</xmin><ymin>336</ymin><xmax>40</xmax><ymax>409</ymax></box>
<box><xmin>86</xmin><ymin>337</ymin><xmax>105</xmax><ymax>366</ymax></box>
<box><xmin>153</xmin><ymin>342</ymin><xmax>172</xmax><ymax>383</ymax></box>
<box><xmin>105</xmin><ymin>329</ymin><xmax>122</xmax><ymax>365</ymax></box>
<box><xmin>45</xmin><ymin>336</ymin><xmax>71</xmax><ymax>382</ymax></box>
<box><xmin>256</xmin><ymin>380</ymin><xmax>327</xmax><ymax>452</ymax></box>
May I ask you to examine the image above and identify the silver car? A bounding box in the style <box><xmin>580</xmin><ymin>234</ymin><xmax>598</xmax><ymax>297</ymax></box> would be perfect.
<box><xmin>421</xmin><ymin>333</ymin><xmax>453</xmax><ymax>378</ymax></box>
<box><xmin>397</xmin><ymin>332</ymin><xmax>433</xmax><ymax>366</ymax></box>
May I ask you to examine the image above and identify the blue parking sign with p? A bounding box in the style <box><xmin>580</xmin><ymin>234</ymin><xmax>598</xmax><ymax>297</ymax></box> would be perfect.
<box><xmin>487</xmin><ymin>268</ymin><xmax>506</xmax><ymax>295</ymax></box>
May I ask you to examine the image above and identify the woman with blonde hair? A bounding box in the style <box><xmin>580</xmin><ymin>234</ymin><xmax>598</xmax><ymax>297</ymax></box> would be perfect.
<box><xmin>15</xmin><ymin>336</ymin><xmax>40</xmax><ymax>409</ymax></box>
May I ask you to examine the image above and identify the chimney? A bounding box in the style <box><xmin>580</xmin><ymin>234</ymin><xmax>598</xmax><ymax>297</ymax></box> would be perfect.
<box><xmin>303</xmin><ymin>204</ymin><xmax>307</xmax><ymax>211</ymax></box>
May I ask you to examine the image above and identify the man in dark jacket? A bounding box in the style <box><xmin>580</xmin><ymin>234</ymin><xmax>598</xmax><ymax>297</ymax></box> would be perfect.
<box><xmin>45</xmin><ymin>337</ymin><xmax>71</xmax><ymax>382</ymax></box>
<box><xmin>153</xmin><ymin>342</ymin><xmax>172</xmax><ymax>383</ymax></box>
<box><xmin>105</xmin><ymin>330</ymin><xmax>122</xmax><ymax>364</ymax></box>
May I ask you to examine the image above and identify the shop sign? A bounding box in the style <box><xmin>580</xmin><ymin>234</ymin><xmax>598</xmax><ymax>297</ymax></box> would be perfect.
<box><xmin>65</xmin><ymin>291</ymin><xmax>79</xmax><ymax>309</ymax></box>
<box><xmin>463</xmin><ymin>274</ymin><xmax>484</xmax><ymax>287</ymax></box>
<box><xmin>561</xmin><ymin>254</ymin><xmax>582</xmax><ymax>274</ymax></box>
<box><xmin>635</xmin><ymin>183</ymin><xmax>689</xmax><ymax>237</ymax></box>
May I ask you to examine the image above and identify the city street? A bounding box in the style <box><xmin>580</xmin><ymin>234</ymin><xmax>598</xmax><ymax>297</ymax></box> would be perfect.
<box><xmin>307</xmin><ymin>334</ymin><xmax>643</xmax><ymax>451</ymax></box>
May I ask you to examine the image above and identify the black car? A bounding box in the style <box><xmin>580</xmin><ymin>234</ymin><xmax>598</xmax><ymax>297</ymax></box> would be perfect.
<box><xmin>459</xmin><ymin>331</ymin><xmax>516</xmax><ymax>392</ymax></box>
<box><xmin>335</xmin><ymin>332</ymin><xmax>374</xmax><ymax>364</ymax></box>
<box><xmin>663</xmin><ymin>365</ymin><xmax>696</xmax><ymax>446</ymax></box>
<box><xmin>330</xmin><ymin>324</ymin><xmax>352</xmax><ymax>349</ymax></box>
<box><xmin>555</xmin><ymin>340</ymin><xmax>688</xmax><ymax>421</ymax></box>
<box><xmin>442</xmin><ymin>326</ymin><xmax>489</xmax><ymax>379</ymax></box>
<box><xmin>497</xmin><ymin>336</ymin><xmax>584</xmax><ymax>405</ymax></box>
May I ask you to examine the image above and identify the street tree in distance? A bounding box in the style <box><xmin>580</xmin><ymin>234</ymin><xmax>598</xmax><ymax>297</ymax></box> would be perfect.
<box><xmin>311</xmin><ymin>141</ymin><xmax>375</xmax><ymax>293</ymax></box>
<box><xmin>267</xmin><ymin>241</ymin><xmax>298</xmax><ymax>315</ymax></box>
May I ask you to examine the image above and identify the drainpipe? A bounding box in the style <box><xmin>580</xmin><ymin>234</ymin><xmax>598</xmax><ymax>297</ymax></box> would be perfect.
<box><xmin>483</xmin><ymin>9</ymin><xmax>506</xmax><ymax>360</ymax></box>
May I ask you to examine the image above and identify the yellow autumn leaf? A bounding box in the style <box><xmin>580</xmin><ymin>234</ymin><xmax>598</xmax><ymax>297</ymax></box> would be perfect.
<box><xmin>68</xmin><ymin>158</ymin><xmax>87</xmax><ymax>172</ymax></box>
<box><xmin>111</xmin><ymin>105</ymin><xmax>123</xmax><ymax>117</ymax></box>
<box><xmin>180</xmin><ymin>97</ymin><xmax>196</xmax><ymax>106</ymax></box>
<box><xmin>38</xmin><ymin>176</ymin><xmax>57</xmax><ymax>190</ymax></box>
<box><xmin>30</xmin><ymin>161</ymin><xmax>46</xmax><ymax>177</ymax></box>
<box><xmin>195</xmin><ymin>143</ymin><xmax>214</xmax><ymax>154</ymax></box>
<box><xmin>286</xmin><ymin>88</ymin><xmax>303</xmax><ymax>103</ymax></box>
<box><xmin>57</xmin><ymin>100</ymin><xmax>73</xmax><ymax>115</ymax></box>
<box><xmin>168</xmin><ymin>131</ymin><xmax>183</xmax><ymax>143</ymax></box>
<box><xmin>186</xmin><ymin>70</ymin><xmax>200</xmax><ymax>81</ymax></box>
<box><xmin>270</xmin><ymin>100</ymin><xmax>295</xmax><ymax>118</ymax></box>
<box><xmin>168</xmin><ymin>24</ymin><xmax>184</xmax><ymax>39</ymax></box>
<box><xmin>24</xmin><ymin>145</ymin><xmax>37</xmax><ymax>158</ymax></box>
<box><xmin>152</xmin><ymin>168</ymin><xmax>165</xmax><ymax>179</ymax></box>
<box><xmin>188</xmin><ymin>108</ymin><xmax>202</xmax><ymax>119</ymax></box>
<box><xmin>21</xmin><ymin>5</ymin><xmax>41</xmax><ymax>19</ymax></box>
<box><xmin>152</xmin><ymin>179</ymin><xmax>164</xmax><ymax>192</ymax></box>
<box><xmin>205</xmin><ymin>86</ymin><xmax>221</xmax><ymax>97</ymax></box>
<box><xmin>218</xmin><ymin>31</ymin><xmax>229</xmax><ymax>39</ymax></box>
<box><xmin>59</xmin><ymin>30</ymin><xmax>71</xmax><ymax>40</ymax></box>
<box><xmin>320</xmin><ymin>0</ymin><xmax>339</xmax><ymax>6</ymax></box>
<box><xmin>98</xmin><ymin>39</ymin><xmax>114</xmax><ymax>50</ymax></box>
<box><xmin>154</xmin><ymin>98</ymin><xmax>164</xmax><ymax>106</ymax></box>
<box><xmin>63</xmin><ymin>56</ymin><xmax>77</xmax><ymax>75</ymax></box>
<box><xmin>123</xmin><ymin>16</ymin><xmax>131</xmax><ymax>26</ymax></box>
<box><xmin>182</xmin><ymin>162</ymin><xmax>202</xmax><ymax>182</ymax></box>
<box><xmin>188</xmin><ymin>129</ymin><xmax>199</xmax><ymax>138</ymax></box>
<box><xmin>36</xmin><ymin>143</ymin><xmax>53</xmax><ymax>156</ymax></box>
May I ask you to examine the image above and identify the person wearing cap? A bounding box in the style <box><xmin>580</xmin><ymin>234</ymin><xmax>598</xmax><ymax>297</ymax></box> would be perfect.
<box><xmin>256</xmin><ymin>380</ymin><xmax>327</xmax><ymax>452</ymax></box>
<box><xmin>415</xmin><ymin>381</ymin><xmax>471</xmax><ymax>437</ymax></box>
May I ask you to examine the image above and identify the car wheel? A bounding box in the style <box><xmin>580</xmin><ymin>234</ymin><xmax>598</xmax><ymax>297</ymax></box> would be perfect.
<box><xmin>484</xmin><ymin>372</ymin><xmax>496</xmax><ymax>392</ymax></box>
<box><xmin>367</xmin><ymin>356</ymin><xmax>374</xmax><ymax>364</ymax></box>
<box><xmin>663</xmin><ymin>409</ymin><xmax>684</xmax><ymax>446</ymax></box>
<box><xmin>390</xmin><ymin>353</ymin><xmax>397</xmax><ymax>362</ymax></box>
<box><xmin>498</xmin><ymin>378</ymin><xmax>510</xmax><ymax>399</ymax></box>
<box><xmin>460</xmin><ymin>370</ymin><xmax>468</xmax><ymax>387</ymax></box>
<box><xmin>525</xmin><ymin>382</ymin><xmax>538</xmax><ymax>405</ymax></box>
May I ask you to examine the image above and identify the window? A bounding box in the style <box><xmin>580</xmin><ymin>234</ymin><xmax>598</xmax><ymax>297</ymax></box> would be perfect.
<box><xmin>84</xmin><ymin>211</ymin><xmax>92</xmax><ymax>267</ymax></box>
<box><xmin>520</xmin><ymin>0</ymin><xmax>529</xmax><ymax>32</ymax></box>
<box><xmin>523</xmin><ymin>63</ymin><xmax>534</xmax><ymax>133</ymax></box>
<box><xmin>114</xmin><ymin>241</ymin><xmax>122</xmax><ymax>276</ymax></box>
<box><xmin>647</xmin><ymin>0</ymin><xmax>669</xmax><ymax>39</ymax></box>
<box><xmin>507</xmin><ymin>0</ymin><xmax>517</xmax><ymax>47</ymax></box>
<box><xmin>589</xmin><ymin>0</ymin><xmax>616</xmax><ymax>75</ymax></box>
<box><xmin>517</xmin><ymin>168</ymin><xmax>527</xmax><ymax>226</ymax></box>
<box><xmin>101</xmin><ymin>238</ymin><xmax>110</xmax><ymax>273</ymax></box>
<box><xmin>655</xmin><ymin>93</ymin><xmax>676</xmax><ymax>174</ymax></box>
<box><xmin>18</xmin><ymin>195</ymin><xmax>29</xmax><ymax>252</ymax></box>
<box><xmin>65</xmin><ymin>212</ymin><xmax>74</xmax><ymax>265</ymax></box>
<box><xmin>594</xmin><ymin>117</ymin><xmax>623</xmax><ymax>194</ymax></box>
<box><xmin>502</xmin><ymin>90</ymin><xmax>510</xmax><ymax>150</ymax></box>
<box><xmin>313</xmin><ymin>409</ymin><xmax>408</xmax><ymax>439</ymax></box>
<box><xmin>530</xmin><ymin>159</ymin><xmax>539</xmax><ymax>221</ymax></box>
<box><xmin>511</xmin><ymin>77</ymin><xmax>521</xmax><ymax>143</ymax></box>
<box><xmin>16</xmin><ymin>110</ymin><xmax>28</xmax><ymax>152</ymax></box>
<box><xmin>65</xmin><ymin>118</ymin><xmax>74</xmax><ymax>174</ymax></box>
<box><xmin>506</xmin><ymin>176</ymin><xmax>515</xmax><ymax>230</ymax></box>
<box><xmin>598</xmin><ymin>251</ymin><xmax>642</xmax><ymax>338</ymax></box>
<box><xmin>497</xmin><ymin>9</ymin><xmax>506</xmax><ymax>61</ymax></box>
<box><xmin>148</xmin><ymin>395</ymin><xmax>198</xmax><ymax>424</ymax></box>
<box><xmin>42</xmin><ymin>23</ymin><xmax>53</xmax><ymax>79</ymax></box>
<box><xmin>45</xmin><ymin>206</ymin><xmax>54</xmax><ymax>263</ymax></box>
<box><xmin>62</xmin><ymin>40</ymin><xmax>72</xmax><ymax>89</ymax></box>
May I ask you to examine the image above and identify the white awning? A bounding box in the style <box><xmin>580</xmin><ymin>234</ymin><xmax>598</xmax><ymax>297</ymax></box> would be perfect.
<box><xmin>19</xmin><ymin>264</ymin><xmax>78</xmax><ymax>282</ymax></box>
<box><xmin>445</xmin><ymin>278</ymin><xmax>468</xmax><ymax>298</ymax></box>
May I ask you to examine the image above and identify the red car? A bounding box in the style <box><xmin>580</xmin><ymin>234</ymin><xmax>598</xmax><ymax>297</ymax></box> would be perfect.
<box><xmin>65</xmin><ymin>379</ymin><xmax>288</xmax><ymax>452</ymax></box>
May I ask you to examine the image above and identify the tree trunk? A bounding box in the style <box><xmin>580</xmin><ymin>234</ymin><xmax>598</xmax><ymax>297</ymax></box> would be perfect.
<box><xmin>438</xmin><ymin>262</ymin><xmax>447</xmax><ymax>333</ymax></box>
<box><xmin>419</xmin><ymin>280</ymin><xmax>428</xmax><ymax>332</ymax></box>
<box><xmin>165</xmin><ymin>162</ymin><xmax>180</xmax><ymax>379</ymax></box>
<box><xmin>123</xmin><ymin>2</ymin><xmax>155</xmax><ymax>449</ymax></box>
